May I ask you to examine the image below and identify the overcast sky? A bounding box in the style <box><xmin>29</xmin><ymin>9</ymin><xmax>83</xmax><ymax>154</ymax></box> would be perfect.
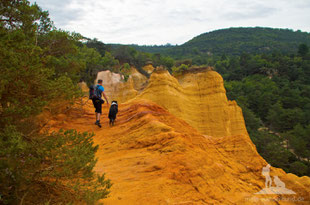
<box><xmin>29</xmin><ymin>0</ymin><xmax>310</xmax><ymax>45</ymax></box>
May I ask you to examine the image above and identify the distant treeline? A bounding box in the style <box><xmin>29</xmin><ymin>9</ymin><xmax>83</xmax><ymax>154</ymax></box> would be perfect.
<box><xmin>117</xmin><ymin>27</ymin><xmax>310</xmax><ymax>61</ymax></box>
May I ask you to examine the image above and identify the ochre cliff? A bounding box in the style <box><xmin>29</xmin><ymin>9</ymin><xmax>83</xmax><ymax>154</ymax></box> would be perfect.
<box><xmin>134</xmin><ymin>69</ymin><xmax>246</xmax><ymax>137</ymax></box>
<box><xmin>51</xmin><ymin>100</ymin><xmax>310</xmax><ymax>204</ymax></box>
<box><xmin>94</xmin><ymin>66</ymin><xmax>149</xmax><ymax>103</ymax></box>
<box><xmin>49</xmin><ymin>68</ymin><xmax>310</xmax><ymax>204</ymax></box>
<box><xmin>96</xmin><ymin>67</ymin><xmax>246</xmax><ymax>137</ymax></box>
<box><xmin>143</xmin><ymin>64</ymin><xmax>155</xmax><ymax>73</ymax></box>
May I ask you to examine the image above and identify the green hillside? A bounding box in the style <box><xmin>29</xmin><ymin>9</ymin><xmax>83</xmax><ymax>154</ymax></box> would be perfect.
<box><xmin>129</xmin><ymin>27</ymin><xmax>310</xmax><ymax>59</ymax></box>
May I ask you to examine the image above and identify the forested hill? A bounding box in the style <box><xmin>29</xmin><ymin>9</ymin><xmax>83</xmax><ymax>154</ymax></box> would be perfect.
<box><xmin>126</xmin><ymin>27</ymin><xmax>310</xmax><ymax>59</ymax></box>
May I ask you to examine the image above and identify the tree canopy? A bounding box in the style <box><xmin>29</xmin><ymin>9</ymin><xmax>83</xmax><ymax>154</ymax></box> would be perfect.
<box><xmin>129</xmin><ymin>27</ymin><xmax>310</xmax><ymax>60</ymax></box>
<box><xmin>0</xmin><ymin>1</ymin><xmax>111</xmax><ymax>204</ymax></box>
<box><xmin>220</xmin><ymin>51</ymin><xmax>310</xmax><ymax>176</ymax></box>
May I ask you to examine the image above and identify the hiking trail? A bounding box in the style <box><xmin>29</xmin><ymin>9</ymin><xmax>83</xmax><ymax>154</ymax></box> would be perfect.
<box><xmin>50</xmin><ymin>67</ymin><xmax>310</xmax><ymax>204</ymax></box>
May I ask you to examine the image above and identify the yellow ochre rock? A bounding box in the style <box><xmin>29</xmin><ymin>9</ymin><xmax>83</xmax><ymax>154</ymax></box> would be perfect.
<box><xmin>53</xmin><ymin>99</ymin><xmax>310</xmax><ymax>204</ymax></box>
<box><xmin>78</xmin><ymin>81</ymin><xmax>88</xmax><ymax>93</ymax></box>
<box><xmin>52</xmin><ymin>67</ymin><xmax>309</xmax><ymax>204</ymax></box>
<box><xmin>129</xmin><ymin>67</ymin><xmax>148</xmax><ymax>91</ymax></box>
<box><xmin>143</xmin><ymin>64</ymin><xmax>155</xmax><ymax>73</ymax></box>
<box><xmin>95</xmin><ymin>67</ymin><xmax>246</xmax><ymax>137</ymax></box>
<box><xmin>135</xmin><ymin>69</ymin><xmax>247</xmax><ymax>137</ymax></box>
<box><xmin>95</xmin><ymin>68</ymin><xmax>147</xmax><ymax>103</ymax></box>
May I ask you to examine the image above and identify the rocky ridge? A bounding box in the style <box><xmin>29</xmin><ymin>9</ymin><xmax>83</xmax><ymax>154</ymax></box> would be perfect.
<box><xmin>51</xmin><ymin>66</ymin><xmax>310</xmax><ymax>204</ymax></box>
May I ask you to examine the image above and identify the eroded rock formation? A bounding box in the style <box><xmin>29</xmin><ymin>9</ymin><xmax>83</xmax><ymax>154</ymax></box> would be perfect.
<box><xmin>50</xmin><ymin>67</ymin><xmax>310</xmax><ymax>204</ymax></box>
<box><xmin>95</xmin><ymin>67</ymin><xmax>147</xmax><ymax>102</ymax></box>
<box><xmin>135</xmin><ymin>69</ymin><xmax>246</xmax><ymax>137</ymax></box>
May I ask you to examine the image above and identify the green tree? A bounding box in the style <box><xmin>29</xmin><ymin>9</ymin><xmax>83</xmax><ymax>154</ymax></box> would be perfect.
<box><xmin>0</xmin><ymin>1</ymin><xmax>111</xmax><ymax>203</ymax></box>
<box><xmin>289</xmin><ymin>161</ymin><xmax>308</xmax><ymax>176</ymax></box>
<box><xmin>298</xmin><ymin>43</ymin><xmax>309</xmax><ymax>57</ymax></box>
<box><xmin>102</xmin><ymin>51</ymin><xmax>119</xmax><ymax>68</ymax></box>
<box><xmin>222</xmin><ymin>51</ymin><xmax>310</xmax><ymax>176</ymax></box>
<box><xmin>120</xmin><ymin>63</ymin><xmax>131</xmax><ymax>81</ymax></box>
<box><xmin>160</xmin><ymin>56</ymin><xmax>175</xmax><ymax>71</ymax></box>
<box><xmin>112</xmin><ymin>45</ymin><xmax>136</xmax><ymax>64</ymax></box>
<box><xmin>85</xmin><ymin>38</ymin><xmax>110</xmax><ymax>56</ymax></box>
<box><xmin>38</xmin><ymin>30</ymin><xmax>85</xmax><ymax>83</ymax></box>
<box><xmin>78</xmin><ymin>45</ymin><xmax>109</xmax><ymax>85</ymax></box>
<box><xmin>132</xmin><ymin>52</ymin><xmax>150</xmax><ymax>78</ymax></box>
<box><xmin>172</xmin><ymin>64</ymin><xmax>189</xmax><ymax>75</ymax></box>
<box><xmin>286</xmin><ymin>124</ymin><xmax>310</xmax><ymax>160</ymax></box>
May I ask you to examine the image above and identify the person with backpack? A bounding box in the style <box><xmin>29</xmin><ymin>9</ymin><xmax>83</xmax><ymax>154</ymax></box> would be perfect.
<box><xmin>89</xmin><ymin>79</ymin><xmax>109</xmax><ymax>128</ymax></box>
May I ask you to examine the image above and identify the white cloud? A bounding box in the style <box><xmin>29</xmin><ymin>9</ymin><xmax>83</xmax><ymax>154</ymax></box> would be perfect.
<box><xmin>30</xmin><ymin>0</ymin><xmax>310</xmax><ymax>45</ymax></box>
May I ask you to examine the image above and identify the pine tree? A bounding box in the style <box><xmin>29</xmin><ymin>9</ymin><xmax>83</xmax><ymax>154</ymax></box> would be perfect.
<box><xmin>0</xmin><ymin>1</ymin><xmax>111</xmax><ymax>204</ymax></box>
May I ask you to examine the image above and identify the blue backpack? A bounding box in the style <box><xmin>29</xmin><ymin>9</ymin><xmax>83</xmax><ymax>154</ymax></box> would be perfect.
<box><xmin>89</xmin><ymin>85</ymin><xmax>100</xmax><ymax>99</ymax></box>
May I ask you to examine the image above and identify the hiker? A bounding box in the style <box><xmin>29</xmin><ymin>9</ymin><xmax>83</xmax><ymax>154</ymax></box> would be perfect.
<box><xmin>92</xmin><ymin>79</ymin><xmax>109</xmax><ymax>128</ymax></box>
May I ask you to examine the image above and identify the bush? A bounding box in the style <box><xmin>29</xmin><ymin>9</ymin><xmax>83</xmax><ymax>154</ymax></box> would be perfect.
<box><xmin>0</xmin><ymin>129</ymin><xmax>111</xmax><ymax>204</ymax></box>
<box><xmin>120</xmin><ymin>63</ymin><xmax>131</xmax><ymax>82</ymax></box>
<box><xmin>289</xmin><ymin>161</ymin><xmax>308</xmax><ymax>176</ymax></box>
<box><xmin>172</xmin><ymin>64</ymin><xmax>189</xmax><ymax>75</ymax></box>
